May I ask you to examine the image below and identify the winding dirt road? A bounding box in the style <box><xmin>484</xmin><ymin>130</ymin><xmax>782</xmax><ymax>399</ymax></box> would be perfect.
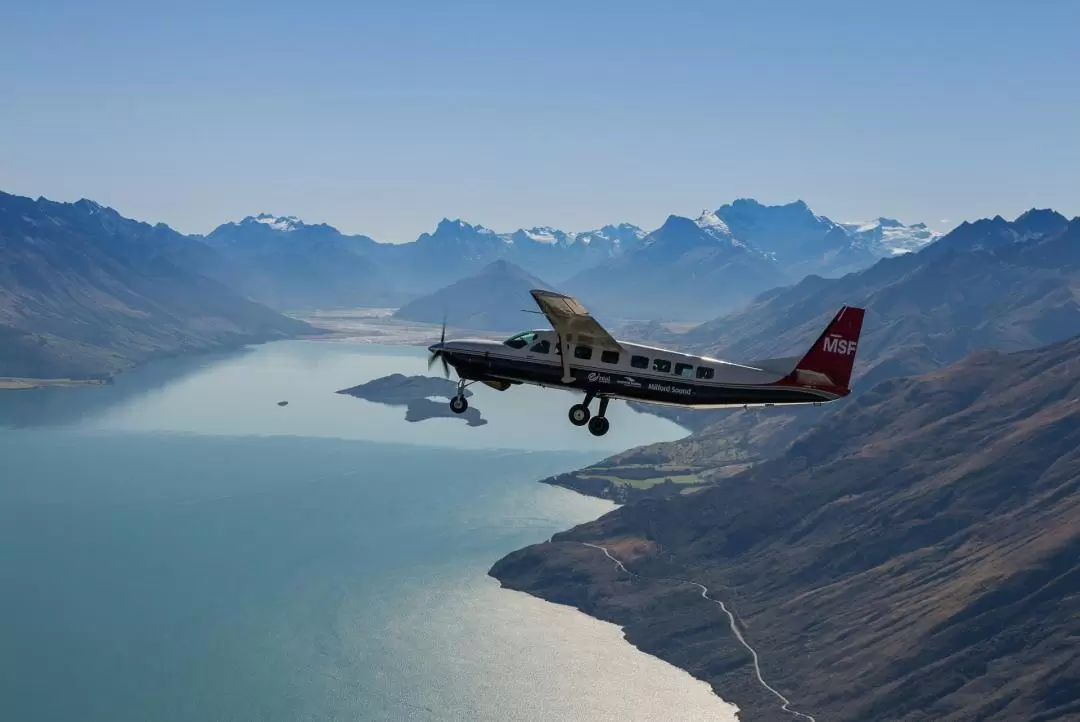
<box><xmin>582</xmin><ymin>542</ymin><xmax>816</xmax><ymax>722</ymax></box>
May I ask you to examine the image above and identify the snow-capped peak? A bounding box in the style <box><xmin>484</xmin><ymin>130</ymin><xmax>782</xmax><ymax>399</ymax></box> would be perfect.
<box><xmin>841</xmin><ymin>217</ymin><xmax>940</xmax><ymax>256</ymax></box>
<box><xmin>246</xmin><ymin>213</ymin><xmax>303</xmax><ymax>232</ymax></box>
<box><xmin>695</xmin><ymin>209</ymin><xmax>732</xmax><ymax>234</ymax></box>
<box><xmin>520</xmin><ymin>226</ymin><xmax>564</xmax><ymax>245</ymax></box>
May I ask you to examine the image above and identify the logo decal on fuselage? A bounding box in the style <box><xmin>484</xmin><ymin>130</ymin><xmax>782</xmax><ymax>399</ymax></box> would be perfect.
<box><xmin>583</xmin><ymin>372</ymin><xmax>651</xmax><ymax>391</ymax></box>
<box><xmin>823</xmin><ymin>334</ymin><xmax>857</xmax><ymax>356</ymax></box>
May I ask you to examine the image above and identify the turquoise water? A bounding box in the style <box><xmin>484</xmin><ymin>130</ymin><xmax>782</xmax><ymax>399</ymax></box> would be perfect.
<box><xmin>0</xmin><ymin>341</ymin><xmax>737</xmax><ymax>721</ymax></box>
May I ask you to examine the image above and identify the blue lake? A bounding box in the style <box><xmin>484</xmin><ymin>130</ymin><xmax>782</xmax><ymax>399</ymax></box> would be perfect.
<box><xmin>0</xmin><ymin>340</ymin><xmax>738</xmax><ymax>721</ymax></box>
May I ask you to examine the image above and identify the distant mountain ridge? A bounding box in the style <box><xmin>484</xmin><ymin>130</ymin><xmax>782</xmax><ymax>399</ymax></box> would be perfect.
<box><xmin>717</xmin><ymin>198</ymin><xmax>877</xmax><ymax>277</ymax></box>
<box><xmin>392</xmin><ymin>259</ymin><xmax>554</xmax><ymax>332</ymax></box>
<box><xmin>564</xmin><ymin>210</ymin><xmax>792</xmax><ymax>320</ymax></box>
<box><xmin>686</xmin><ymin>208</ymin><xmax>1080</xmax><ymax>386</ymax></box>
<box><xmin>0</xmin><ymin>191</ymin><xmax>313</xmax><ymax>380</ymax></box>
<box><xmin>201</xmin><ymin>200</ymin><xmax>937</xmax><ymax>317</ymax></box>
<box><xmin>204</xmin><ymin>213</ymin><xmax>399</xmax><ymax>309</ymax></box>
<box><xmin>2</xmin><ymin>190</ymin><xmax>942</xmax><ymax>322</ymax></box>
<box><xmin>557</xmin><ymin>200</ymin><xmax>938</xmax><ymax>321</ymax></box>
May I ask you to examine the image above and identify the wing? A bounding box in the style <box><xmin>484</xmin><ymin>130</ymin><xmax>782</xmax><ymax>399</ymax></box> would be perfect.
<box><xmin>530</xmin><ymin>289</ymin><xmax>623</xmax><ymax>351</ymax></box>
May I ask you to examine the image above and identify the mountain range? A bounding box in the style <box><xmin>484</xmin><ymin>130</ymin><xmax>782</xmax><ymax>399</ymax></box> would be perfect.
<box><xmin>546</xmin><ymin>209</ymin><xmax>1080</xmax><ymax>500</ymax></box>
<box><xmin>195</xmin><ymin>199</ymin><xmax>937</xmax><ymax>318</ymax></box>
<box><xmin>491</xmin><ymin>332</ymin><xmax>1080</xmax><ymax>721</ymax></box>
<box><xmin>203</xmin><ymin>213</ymin><xmax>402</xmax><ymax>308</ymax></box>
<box><xmin>564</xmin><ymin>210</ymin><xmax>790</xmax><ymax>320</ymax></box>
<box><xmin>0</xmin><ymin>192</ymin><xmax>313</xmax><ymax>380</ymax></box>
<box><xmin>201</xmin><ymin>214</ymin><xmax>647</xmax><ymax>309</ymax></box>
<box><xmin>686</xmin><ymin>208</ymin><xmax>1078</xmax><ymax>386</ymax></box>
<box><xmin>0</xmin><ymin>187</ymin><xmax>940</xmax><ymax>378</ymax></box>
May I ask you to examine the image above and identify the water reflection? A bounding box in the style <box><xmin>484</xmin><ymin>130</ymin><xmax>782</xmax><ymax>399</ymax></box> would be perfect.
<box><xmin>0</xmin><ymin>348</ymin><xmax>254</xmax><ymax>429</ymax></box>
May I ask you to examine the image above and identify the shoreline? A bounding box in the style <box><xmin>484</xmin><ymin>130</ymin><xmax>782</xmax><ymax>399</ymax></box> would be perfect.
<box><xmin>0</xmin><ymin>325</ymin><xmax>329</xmax><ymax>393</ymax></box>
<box><xmin>488</xmin><ymin>536</ymin><xmax>803</xmax><ymax>722</ymax></box>
<box><xmin>6</xmin><ymin>307</ymin><xmax>707</xmax><ymax>503</ymax></box>
<box><xmin>0</xmin><ymin>377</ymin><xmax>109</xmax><ymax>391</ymax></box>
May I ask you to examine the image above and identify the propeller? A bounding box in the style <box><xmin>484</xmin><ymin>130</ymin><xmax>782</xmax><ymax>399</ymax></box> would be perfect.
<box><xmin>427</xmin><ymin>316</ymin><xmax>450</xmax><ymax>378</ymax></box>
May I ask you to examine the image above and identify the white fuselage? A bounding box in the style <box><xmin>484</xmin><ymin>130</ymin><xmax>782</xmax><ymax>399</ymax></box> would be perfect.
<box><xmin>435</xmin><ymin>329</ymin><xmax>838</xmax><ymax>409</ymax></box>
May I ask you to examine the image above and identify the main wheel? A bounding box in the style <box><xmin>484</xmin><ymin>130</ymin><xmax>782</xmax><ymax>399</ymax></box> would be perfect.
<box><xmin>588</xmin><ymin>416</ymin><xmax>610</xmax><ymax>437</ymax></box>
<box><xmin>450</xmin><ymin>395</ymin><xmax>468</xmax><ymax>414</ymax></box>
<box><xmin>568</xmin><ymin>404</ymin><xmax>591</xmax><ymax>426</ymax></box>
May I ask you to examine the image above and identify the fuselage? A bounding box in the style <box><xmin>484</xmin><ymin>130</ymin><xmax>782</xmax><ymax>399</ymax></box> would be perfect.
<box><xmin>430</xmin><ymin>329</ymin><xmax>844</xmax><ymax>409</ymax></box>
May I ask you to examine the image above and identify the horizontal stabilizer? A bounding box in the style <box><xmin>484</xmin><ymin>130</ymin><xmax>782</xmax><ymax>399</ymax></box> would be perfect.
<box><xmin>748</xmin><ymin>355</ymin><xmax>802</xmax><ymax>375</ymax></box>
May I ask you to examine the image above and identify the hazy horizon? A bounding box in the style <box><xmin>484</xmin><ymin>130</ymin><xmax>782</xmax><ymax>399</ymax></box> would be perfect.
<box><xmin>3</xmin><ymin>1</ymin><xmax>1077</xmax><ymax>240</ymax></box>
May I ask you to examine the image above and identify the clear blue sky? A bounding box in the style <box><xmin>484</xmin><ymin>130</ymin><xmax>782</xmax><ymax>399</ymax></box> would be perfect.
<box><xmin>1</xmin><ymin>0</ymin><xmax>1077</xmax><ymax>241</ymax></box>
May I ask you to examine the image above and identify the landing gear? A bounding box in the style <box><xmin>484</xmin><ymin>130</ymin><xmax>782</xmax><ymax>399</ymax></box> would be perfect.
<box><xmin>568</xmin><ymin>391</ymin><xmax>594</xmax><ymax>426</ymax></box>
<box><xmin>587</xmin><ymin>416</ymin><xmax>610</xmax><ymax>437</ymax></box>
<box><xmin>450</xmin><ymin>379</ymin><xmax>473</xmax><ymax>414</ymax></box>
<box><xmin>568</xmin><ymin>394</ymin><xmax>611</xmax><ymax>436</ymax></box>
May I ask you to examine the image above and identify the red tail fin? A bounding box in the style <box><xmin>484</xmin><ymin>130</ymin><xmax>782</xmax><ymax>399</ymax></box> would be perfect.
<box><xmin>788</xmin><ymin>306</ymin><xmax>865</xmax><ymax>392</ymax></box>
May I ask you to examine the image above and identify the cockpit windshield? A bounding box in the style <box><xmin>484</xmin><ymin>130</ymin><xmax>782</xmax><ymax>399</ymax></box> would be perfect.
<box><xmin>502</xmin><ymin>331</ymin><xmax>538</xmax><ymax>349</ymax></box>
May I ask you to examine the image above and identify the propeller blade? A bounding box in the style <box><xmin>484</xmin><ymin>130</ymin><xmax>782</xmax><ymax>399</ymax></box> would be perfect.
<box><xmin>427</xmin><ymin>351</ymin><xmax>437</xmax><ymax>371</ymax></box>
<box><xmin>440</xmin><ymin>314</ymin><xmax>446</xmax><ymax>346</ymax></box>
<box><xmin>441</xmin><ymin>353</ymin><xmax>450</xmax><ymax>378</ymax></box>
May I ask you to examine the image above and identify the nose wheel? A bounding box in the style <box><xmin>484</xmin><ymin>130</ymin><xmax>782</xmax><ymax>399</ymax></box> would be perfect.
<box><xmin>568</xmin><ymin>394</ymin><xmax>610</xmax><ymax>436</ymax></box>
<box><xmin>449</xmin><ymin>379</ymin><xmax>475</xmax><ymax>414</ymax></box>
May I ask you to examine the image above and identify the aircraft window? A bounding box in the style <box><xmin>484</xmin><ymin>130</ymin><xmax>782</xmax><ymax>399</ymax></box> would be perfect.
<box><xmin>696</xmin><ymin>366</ymin><xmax>715</xmax><ymax>380</ymax></box>
<box><xmin>573</xmin><ymin>345</ymin><xmax>593</xmax><ymax>360</ymax></box>
<box><xmin>630</xmin><ymin>355</ymin><xmax>649</xmax><ymax>369</ymax></box>
<box><xmin>674</xmin><ymin>362</ymin><xmax>694</xmax><ymax>378</ymax></box>
<box><xmin>652</xmin><ymin>359</ymin><xmax>671</xmax><ymax>373</ymax></box>
<box><xmin>530</xmin><ymin>340</ymin><xmax>551</xmax><ymax>354</ymax></box>
<box><xmin>503</xmin><ymin>331</ymin><xmax>536</xmax><ymax>350</ymax></box>
<box><xmin>601</xmin><ymin>350</ymin><xmax>620</xmax><ymax>364</ymax></box>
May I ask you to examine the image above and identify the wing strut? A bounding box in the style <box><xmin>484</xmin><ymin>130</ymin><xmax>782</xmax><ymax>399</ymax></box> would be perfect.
<box><xmin>558</xmin><ymin>337</ymin><xmax>574</xmax><ymax>384</ymax></box>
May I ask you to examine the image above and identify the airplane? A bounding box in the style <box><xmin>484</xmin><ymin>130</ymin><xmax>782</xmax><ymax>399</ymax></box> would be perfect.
<box><xmin>427</xmin><ymin>290</ymin><xmax>865</xmax><ymax>437</ymax></box>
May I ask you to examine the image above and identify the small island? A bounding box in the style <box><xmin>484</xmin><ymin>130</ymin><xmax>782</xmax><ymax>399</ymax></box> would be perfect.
<box><xmin>336</xmin><ymin>374</ymin><xmax>487</xmax><ymax>427</ymax></box>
